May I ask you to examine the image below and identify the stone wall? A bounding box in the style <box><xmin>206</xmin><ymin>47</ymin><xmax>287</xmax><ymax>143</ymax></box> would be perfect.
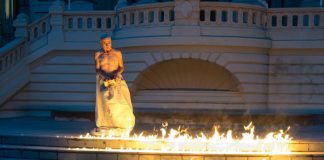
<box><xmin>268</xmin><ymin>49</ymin><xmax>324</xmax><ymax>112</ymax></box>
<box><xmin>2</xmin><ymin>45</ymin><xmax>270</xmax><ymax>113</ymax></box>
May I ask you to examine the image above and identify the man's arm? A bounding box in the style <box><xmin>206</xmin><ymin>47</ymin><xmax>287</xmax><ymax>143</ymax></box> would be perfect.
<box><xmin>95</xmin><ymin>51</ymin><xmax>107</xmax><ymax>81</ymax></box>
<box><xmin>116</xmin><ymin>50</ymin><xmax>124</xmax><ymax>79</ymax></box>
<box><xmin>95</xmin><ymin>51</ymin><xmax>101</xmax><ymax>70</ymax></box>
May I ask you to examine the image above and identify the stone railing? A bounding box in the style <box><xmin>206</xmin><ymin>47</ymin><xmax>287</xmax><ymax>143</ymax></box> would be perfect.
<box><xmin>63</xmin><ymin>11</ymin><xmax>116</xmax><ymax>31</ymax></box>
<box><xmin>267</xmin><ymin>8</ymin><xmax>324</xmax><ymax>29</ymax></box>
<box><xmin>0</xmin><ymin>11</ymin><xmax>51</xmax><ymax>75</ymax></box>
<box><xmin>117</xmin><ymin>2</ymin><xmax>175</xmax><ymax>28</ymax></box>
<box><xmin>27</xmin><ymin>14</ymin><xmax>51</xmax><ymax>43</ymax></box>
<box><xmin>199</xmin><ymin>2</ymin><xmax>267</xmax><ymax>28</ymax></box>
<box><xmin>0</xmin><ymin>39</ymin><xmax>27</xmax><ymax>74</ymax></box>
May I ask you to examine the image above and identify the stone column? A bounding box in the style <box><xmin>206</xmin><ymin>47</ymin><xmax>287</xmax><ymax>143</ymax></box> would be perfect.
<box><xmin>171</xmin><ymin>0</ymin><xmax>200</xmax><ymax>36</ymax></box>
<box><xmin>13</xmin><ymin>13</ymin><xmax>29</xmax><ymax>38</ymax></box>
<box><xmin>48</xmin><ymin>0</ymin><xmax>65</xmax><ymax>46</ymax></box>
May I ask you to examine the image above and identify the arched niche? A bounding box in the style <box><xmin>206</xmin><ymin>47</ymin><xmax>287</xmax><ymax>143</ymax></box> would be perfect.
<box><xmin>131</xmin><ymin>59</ymin><xmax>243</xmax><ymax>109</ymax></box>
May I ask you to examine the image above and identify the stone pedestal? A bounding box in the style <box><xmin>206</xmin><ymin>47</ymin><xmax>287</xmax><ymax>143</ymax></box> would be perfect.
<box><xmin>13</xmin><ymin>14</ymin><xmax>29</xmax><ymax>38</ymax></box>
<box><xmin>172</xmin><ymin>0</ymin><xmax>200</xmax><ymax>36</ymax></box>
<box><xmin>48</xmin><ymin>0</ymin><xmax>65</xmax><ymax>46</ymax></box>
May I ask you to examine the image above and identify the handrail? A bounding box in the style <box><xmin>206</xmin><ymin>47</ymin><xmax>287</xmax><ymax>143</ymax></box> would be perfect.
<box><xmin>26</xmin><ymin>14</ymin><xmax>51</xmax><ymax>43</ymax></box>
<box><xmin>0</xmin><ymin>38</ymin><xmax>27</xmax><ymax>74</ymax></box>
<box><xmin>0</xmin><ymin>38</ymin><xmax>25</xmax><ymax>57</ymax></box>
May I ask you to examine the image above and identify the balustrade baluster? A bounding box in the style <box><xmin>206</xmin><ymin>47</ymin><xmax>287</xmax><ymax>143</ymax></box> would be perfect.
<box><xmin>130</xmin><ymin>12</ymin><xmax>135</xmax><ymax>25</ymax></box>
<box><xmin>164</xmin><ymin>8</ymin><xmax>169</xmax><ymax>24</ymax></box>
<box><xmin>309</xmin><ymin>14</ymin><xmax>314</xmax><ymax>28</ymax></box>
<box><xmin>126</xmin><ymin>12</ymin><xmax>130</xmax><ymax>27</ymax></box>
<box><xmin>320</xmin><ymin>14</ymin><xmax>324</xmax><ymax>27</ymax></box>
<box><xmin>248</xmin><ymin>10</ymin><xmax>253</xmax><ymax>26</ymax></box>
<box><xmin>144</xmin><ymin>10</ymin><xmax>148</xmax><ymax>25</ymax></box>
<box><xmin>205</xmin><ymin>8</ymin><xmax>210</xmax><ymax>24</ymax></box>
<box><xmin>153</xmin><ymin>9</ymin><xmax>158</xmax><ymax>24</ymax></box>
<box><xmin>227</xmin><ymin>9</ymin><xmax>232</xmax><ymax>25</ymax></box>
<box><xmin>134</xmin><ymin>11</ymin><xmax>139</xmax><ymax>26</ymax></box>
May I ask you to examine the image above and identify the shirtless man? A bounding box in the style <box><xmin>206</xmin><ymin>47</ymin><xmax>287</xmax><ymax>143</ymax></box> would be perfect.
<box><xmin>91</xmin><ymin>34</ymin><xmax>135</xmax><ymax>136</ymax></box>
<box><xmin>95</xmin><ymin>36</ymin><xmax>123</xmax><ymax>83</ymax></box>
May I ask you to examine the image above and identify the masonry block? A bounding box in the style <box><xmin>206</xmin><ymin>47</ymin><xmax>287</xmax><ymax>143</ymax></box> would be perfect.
<box><xmin>119</xmin><ymin>154</ymin><xmax>139</xmax><ymax>160</ymax></box>
<box><xmin>309</xmin><ymin>143</ymin><xmax>324</xmax><ymax>152</ymax></box>
<box><xmin>58</xmin><ymin>152</ymin><xmax>77</xmax><ymax>160</ymax></box>
<box><xmin>248</xmin><ymin>157</ymin><xmax>269</xmax><ymax>160</ymax></box>
<box><xmin>227</xmin><ymin>157</ymin><xmax>248</xmax><ymax>160</ymax></box>
<box><xmin>270</xmin><ymin>156</ymin><xmax>291</xmax><ymax>160</ymax></box>
<box><xmin>3</xmin><ymin>149</ymin><xmax>21</xmax><ymax>158</ymax></box>
<box><xmin>76</xmin><ymin>153</ymin><xmax>96</xmax><ymax>160</ymax></box>
<box><xmin>161</xmin><ymin>155</ymin><xmax>182</xmax><ymax>160</ymax></box>
<box><xmin>204</xmin><ymin>157</ymin><xmax>225</xmax><ymax>160</ymax></box>
<box><xmin>97</xmin><ymin>153</ymin><xmax>118</xmax><ymax>160</ymax></box>
<box><xmin>291</xmin><ymin>157</ymin><xmax>312</xmax><ymax>160</ymax></box>
<box><xmin>139</xmin><ymin>154</ymin><xmax>161</xmax><ymax>160</ymax></box>
<box><xmin>182</xmin><ymin>155</ymin><xmax>204</xmax><ymax>160</ymax></box>
<box><xmin>40</xmin><ymin>151</ymin><xmax>58</xmax><ymax>160</ymax></box>
<box><xmin>22</xmin><ymin>150</ymin><xmax>39</xmax><ymax>159</ymax></box>
<box><xmin>288</xmin><ymin>143</ymin><xmax>308</xmax><ymax>152</ymax></box>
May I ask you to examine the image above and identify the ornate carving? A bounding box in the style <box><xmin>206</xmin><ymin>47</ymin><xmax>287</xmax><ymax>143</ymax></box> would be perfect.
<box><xmin>179</xmin><ymin>1</ymin><xmax>193</xmax><ymax>18</ymax></box>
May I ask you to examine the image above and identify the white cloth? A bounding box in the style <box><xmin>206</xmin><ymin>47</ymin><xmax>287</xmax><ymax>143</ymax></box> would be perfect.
<box><xmin>95</xmin><ymin>75</ymin><xmax>135</xmax><ymax>130</ymax></box>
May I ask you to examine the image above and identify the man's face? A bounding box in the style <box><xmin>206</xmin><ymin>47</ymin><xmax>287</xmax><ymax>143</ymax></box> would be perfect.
<box><xmin>101</xmin><ymin>38</ymin><xmax>112</xmax><ymax>52</ymax></box>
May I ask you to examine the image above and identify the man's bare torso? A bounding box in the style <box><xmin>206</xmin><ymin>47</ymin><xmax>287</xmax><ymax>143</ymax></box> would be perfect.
<box><xmin>97</xmin><ymin>50</ymin><xmax>119</xmax><ymax>73</ymax></box>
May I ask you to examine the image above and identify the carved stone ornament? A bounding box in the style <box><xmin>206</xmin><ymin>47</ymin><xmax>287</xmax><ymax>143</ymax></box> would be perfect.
<box><xmin>179</xmin><ymin>0</ymin><xmax>193</xmax><ymax>18</ymax></box>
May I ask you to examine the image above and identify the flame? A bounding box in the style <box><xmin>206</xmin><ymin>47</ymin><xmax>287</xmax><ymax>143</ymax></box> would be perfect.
<box><xmin>75</xmin><ymin>122</ymin><xmax>292</xmax><ymax>154</ymax></box>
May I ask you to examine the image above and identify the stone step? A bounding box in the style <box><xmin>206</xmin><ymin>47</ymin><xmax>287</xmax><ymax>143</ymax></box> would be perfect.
<box><xmin>1</xmin><ymin>134</ymin><xmax>324</xmax><ymax>152</ymax></box>
<box><xmin>0</xmin><ymin>117</ymin><xmax>324</xmax><ymax>159</ymax></box>
<box><xmin>1</xmin><ymin>144</ymin><xmax>324</xmax><ymax>160</ymax></box>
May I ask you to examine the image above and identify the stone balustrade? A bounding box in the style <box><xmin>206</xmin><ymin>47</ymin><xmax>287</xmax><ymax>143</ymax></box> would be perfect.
<box><xmin>199</xmin><ymin>2</ymin><xmax>267</xmax><ymax>29</ymax></box>
<box><xmin>26</xmin><ymin>14</ymin><xmax>51</xmax><ymax>43</ymax></box>
<box><xmin>0</xmin><ymin>1</ymin><xmax>323</xmax><ymax>76</ymax></box>
<box><xmin>267</xmin><ymin>8</ymin><xmax>323</xmax><ymax>29</ymax></box>
<box><xmin>117</xmin><ymin>2</ymin><xmax>175</xmax><ymax>29</ymax></box>
<box><xmin>63</xmin><ymin>11</ymin><xmax>116</xmax><ymax>31</ymax></box>
<box><xmin>0</xmin><ymin>39</ymin><xmax>26</xmax><ymax>74</ymax></box>
<box><xmin>0</xmin><ymin>14</ymin><xmax>50</xmax><ymax>75</ymax></box>
<box><xmin>4</xmin><ymin>1</ymin><xmax>323</xmax><ymax>48</ymax></box>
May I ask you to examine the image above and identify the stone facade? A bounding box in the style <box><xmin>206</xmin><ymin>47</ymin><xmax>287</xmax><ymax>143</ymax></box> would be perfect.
<box><xmin>0</xmin><ymin>0</ymin><xmax>324</xmax><ymax>116</ymax></box>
